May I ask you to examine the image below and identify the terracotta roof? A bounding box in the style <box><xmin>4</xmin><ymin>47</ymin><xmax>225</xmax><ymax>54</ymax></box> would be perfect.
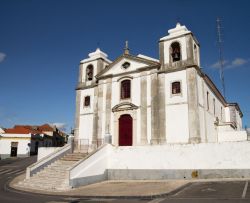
<box><xmin>5</xmin><ymin>126</ymin><xmax>41</xmax><ymax>134</ymax></box>
<box><xmin>38</xmin><ymin>124</ymin><xmax>54</xmax><ymax>132</ymax></box>
<box><xmin>3</xmin><ymin>123</ymin><xmax>65</xmax><ymax>135</ymax></box>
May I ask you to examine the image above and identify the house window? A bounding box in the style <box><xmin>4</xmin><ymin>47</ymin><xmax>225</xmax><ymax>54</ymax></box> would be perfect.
<box><xmin>84</xmin><ymin>96</ymin><xmax>90</xmax><ymax>107</ymax></box>
<box><xmin>207</xmin><ymin>92</ymin><xmax>209</xmax><ymax>110</ymax></box>
<box><xmin>171</xmin><ymin>42</ymin><xmax>181</xmax><ymax>62</ymax></box>
<box><xmin>121</xmin><ymin>80</ymin><xmax>131</xmax><ymax>99</ymax></box>
<box><xmin>86</xmin><ymin>65</ymin><xmax>93</xmax><ymax>81</ymax></box>
<box><xmin>194</xmin><ymin>44</ymin><xmax>197</xmax><ymax>63</ymax></box>
<box><xmin>221</xmin><ymin>106</ymin><xmax>223</xmax><ymax>120</ymax></box>
<box><xmin>172</xmin><ymin>81</ymin><xmax>181</xmax><ymax>94</ymax></box>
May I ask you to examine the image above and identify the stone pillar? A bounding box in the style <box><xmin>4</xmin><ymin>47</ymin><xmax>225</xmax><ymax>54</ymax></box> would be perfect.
<box><xmin>159</xmin><ymin>41</ymin><xmax>165</xmax><ymax>67</ymax></box>
<box><xmin>186</xmin><ymin>68</ymin><xmax>201</xmax><ymax>143</ymax></box>
<box><xmin>92</xmin><ymin>86</ymin><xmax>98</xmax><ymax>147</ymax></box>
<box><xmin>150</xmin><ymin>72</ymin><xmax>159</xmax><ymax>144</ymax></box>
<box><xmin>158</xmin><ymin>73</ymin><xmax>166</xmax><ymax>144</ymax></box>
<box><xmin>105</xmin><ymin>79</ymin><xmax>112</xmax><ymax>134</ymax></box>
<box><xmin>97</xmin><ymin>83</ymin><xmax>103</xmax><ymax>144</ymax></box>
<box><xmin>186</xmin><ymin>35</ymin><xmax>194</xmax><ymax>64</ymax></box>
<box><xmin>78</xmin><ymin>64</ymin><xmax>83</xmax><ymax>83</ymax></box>
<box><xmin>140</xmin><ymin>73</ymin><xmax>147</xmax><ymax>144</ymax></box>
<box><xmin>74</xmin><ymin>90</ymin><xmax>81</xmax><ymax>149</ymax></box>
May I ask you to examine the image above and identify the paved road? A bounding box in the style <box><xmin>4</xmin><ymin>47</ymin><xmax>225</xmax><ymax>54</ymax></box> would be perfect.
<box><xmin>75</xmin><ymin>181</ymin><xmax>250</xmax><ymax>203</ymax></box>
<box><xmin>1</xmin><ymin>158</ymin><xmax>250</xmax><ymax>203</ymax></box>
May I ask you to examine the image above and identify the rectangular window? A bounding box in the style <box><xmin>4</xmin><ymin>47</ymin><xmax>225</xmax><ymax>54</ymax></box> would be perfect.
<box><xmin>213</xmin><ymin>98</ymin><xmax>216</xmax><ymax>115</ymax></box>
<box><xmin>84</xmin><ymin>96</ymin><xmax>90</xmax><ymax>107</ymax></box>
<box><xmin>121</xmin><ymin>80</ymin><xmax>131</xmax><ymax>99</ymax></box>
<box><xmin>207</xmin><ymin>92</ymin><xmax>209</xmax><ymax>111</ymax></box>
<box><xmin>221</xmin><ymin>106</ymin><xmax>223</xmax><ymax>120</ymax></box>
<box><xmin>172</xmin><ymin>81</ymin><xmax>181</xmax><ymax>94</ymax></box>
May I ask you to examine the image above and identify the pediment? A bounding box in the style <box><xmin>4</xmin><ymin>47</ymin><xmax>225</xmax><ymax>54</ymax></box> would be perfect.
<box><xmin>112</xmin><ymin>102</ymin><xmax>139</xmax><ymax>112</ymax></box>
<box><xmin>96</xmin><ymin>54</ymin><xmax>159</xmax><ymax>79</ymax></box>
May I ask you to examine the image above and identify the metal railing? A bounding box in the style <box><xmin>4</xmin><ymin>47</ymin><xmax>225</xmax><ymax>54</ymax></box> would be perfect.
<box><xmin>73</xmin><ymin>138</ymin><xmax>105</xmax><ymax>153</ymax></box>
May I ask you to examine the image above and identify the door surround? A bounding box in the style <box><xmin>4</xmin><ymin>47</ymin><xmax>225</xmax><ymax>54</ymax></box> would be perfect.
<box><xmin>114</xmin><ymin>110</ymin><xmax>137</xmax><ymax>146</ymax></box>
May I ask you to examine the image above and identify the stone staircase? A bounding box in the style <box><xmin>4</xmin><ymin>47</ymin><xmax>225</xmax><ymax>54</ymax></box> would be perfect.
<box><xmin>16</xmin><ymin>153</ymin><xmax>87</xmax><ymax>191</ymax></box>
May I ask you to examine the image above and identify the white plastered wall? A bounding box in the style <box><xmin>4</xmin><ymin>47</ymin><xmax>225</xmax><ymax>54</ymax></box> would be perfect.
<box><xmin>197</xmin><ymin>76</ymin><xmax>206</xmax><ymax>142</ymax></box>
<box><xmin>202</xmin><ymin>78</ymin><xmax>226</xmax><ymax>143</ymax></box>
<box><xmin>147</xmin><ymin>73</ymin><xmax>152</xmax><ymax>143</ymax></box>
<box><xmin>0</xmin><ymin>134</ymin><xmax>31</xmax><ymax>158</ymax></box>
<box><xmin>165</xmin><ymin>70</ymin><xmax>189</xmax><ymax>143</ymax></box>
<box><xmin>79</xmin><ymin>88</ymin><xmax>95</xmax><ymax>143</ymax></box>
<box><xmin>102</xmin><ymin>59</ymin><xmax>149</xmax><ymax>76</ymax></box>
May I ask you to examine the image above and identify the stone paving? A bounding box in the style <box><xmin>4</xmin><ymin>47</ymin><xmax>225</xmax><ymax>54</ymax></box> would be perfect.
<box><xmin>10</xmin><ymin>173</ymin><xmax>188</xmax><ymax>197</ymax></box>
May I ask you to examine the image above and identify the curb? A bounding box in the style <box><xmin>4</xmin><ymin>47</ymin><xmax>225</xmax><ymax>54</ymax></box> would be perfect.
<box><xmin>7</xmin><ymin>175</ymin><xmax>191</xmax><ymax>200</ymax></box>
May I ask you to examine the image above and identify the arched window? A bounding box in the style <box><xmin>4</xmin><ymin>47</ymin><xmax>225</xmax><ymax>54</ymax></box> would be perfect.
<box><xmin>172</xmin><ymin>81</ymin><xmax>181</xmax><ymax>94</ymax></box>
<box><xmin>171</xmin><ymin>42</ymin><xmax>181</xmax><ymax>62</ymax></box>
<box><xmin>86</xmin><ymin>65</ymin><xmax>93</xmax><ymax>81</ymax></box>
<box><xmin>84</xmin><ymin>96</ymin><xmax>90</xmax><ymax>107</ymax></box>
<box><xmin>121</xmin><ymin>80</ymin><xmax>131</xmax><ymax>99</ymax></box>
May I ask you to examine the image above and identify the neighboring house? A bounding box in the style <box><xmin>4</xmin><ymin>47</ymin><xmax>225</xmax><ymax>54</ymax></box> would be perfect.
<box><xmin>0</xmin><ymin>127</ymin><xmax>5</xmax><ymax>133</ymax></box>
<box><xmin>0</xmin><ymin>124</ymin><xmax>67</xmax><ymax>159</ymax></box>
<box><xmin>38</xmin><ymin>124</ymin><xmax>67</xmax><ymax>147</ymax></box>
<box><xmin>74</xmin><ymin>23</ymin><xmax>246</xmax><ymax>151</ymax></box>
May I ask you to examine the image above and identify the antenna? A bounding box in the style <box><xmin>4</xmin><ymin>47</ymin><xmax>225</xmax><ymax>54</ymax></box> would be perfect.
<box><xmin>216</xmin><ymin>17</ymin><xmax>226</xmax><ymax>99</ymax></box>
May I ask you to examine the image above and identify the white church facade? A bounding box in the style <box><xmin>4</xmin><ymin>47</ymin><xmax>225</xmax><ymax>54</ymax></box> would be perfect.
<box><xmin>74</xmin><ymin>23</ymin><xmax>245</xmax><ymax>151</ymax></box>
<box><xmin>16</xmin><ymin>24</ymin><xmax>249</xmax><ymax>191</ymax></box>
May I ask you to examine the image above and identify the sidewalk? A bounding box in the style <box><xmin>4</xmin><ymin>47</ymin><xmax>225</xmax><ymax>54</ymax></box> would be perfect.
<box><xmin>9</xmin><ymin>173</ymin><xmax>189</xmax><ymax>197</ymax></box>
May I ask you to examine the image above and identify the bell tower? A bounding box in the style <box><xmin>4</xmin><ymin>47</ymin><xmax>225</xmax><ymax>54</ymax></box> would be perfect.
<box><xmin>159</xmin><ymin>23</ymin><xmax>202</xmax><ymax>144</ymax></box>
<box><xmin>159</xmin><ymin>23</ymin><xmax>200</xmax><ymax>70</ymax></box>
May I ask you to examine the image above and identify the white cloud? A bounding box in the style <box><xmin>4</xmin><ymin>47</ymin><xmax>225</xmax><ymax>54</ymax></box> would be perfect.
<box><xmin>211</xmin><ymin>60</ymin><xmax>228</xmax><ymax>69</ymax></box>
<box><xmin>227</xmin><ymin>58</ymin><xmax>248</xmax><ymax>69</ymax></box>
<box><xmin>210</xmin><ymin>58</ymin><xmax>248</xmax><ymax>70</ymax></box>
<box><xmin>50</xmin><ymin>122</ymin><xmax>68</xmax><ymax>132</ymax></box>
<box><xmin>0</xmin><ymin>52</ymin><xmax>6</xmax><ymax>63</ymax></box>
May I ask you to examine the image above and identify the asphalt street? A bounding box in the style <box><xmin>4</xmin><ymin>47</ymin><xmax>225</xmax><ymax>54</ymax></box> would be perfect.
<box><xmin>0</xmin><ymin>156</ymin><xmax>66</xmax><ymax>203</ymax></box>
<box><xmin>1</xmin><ymin>157</ymin><xmax>250</xmax><ymax>203</ymax></box>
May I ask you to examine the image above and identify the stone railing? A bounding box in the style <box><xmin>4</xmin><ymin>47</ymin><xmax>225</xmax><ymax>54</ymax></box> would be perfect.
<box><xmin>68</xmin><ymin>144</ymin><xmax>113</xmax><ymax>187</ymax></box>
<box><xmin>73</xmin><ymin>138</ymin><xmax>105</xmax><ymax>153</ymax></box>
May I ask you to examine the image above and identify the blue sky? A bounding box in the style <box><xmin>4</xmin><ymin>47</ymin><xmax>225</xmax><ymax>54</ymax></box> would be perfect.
<box><xmin>0</xmin><ymin>0</ymin><xmax>249</xmax><ymax>132</ymax></box>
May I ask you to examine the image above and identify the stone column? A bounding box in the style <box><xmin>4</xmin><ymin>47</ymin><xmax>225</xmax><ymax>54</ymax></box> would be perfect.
<box><xmin>150</xmin><ymin>71</ymin><xmax>159</xmax><ymax>144</ymax></box>
<box><xmin>78</xmin><ymin>64</ymin><xmax>83</xmax><ymax>83</ymax></box>
<box><xmin>140</xmin><ymin>73</ymin><xmax>147</xmax><ymax>144</ymax></box>
<box><xmin>158</xmin><ymin>73</ymin><xmax>166</xmax><ymax>144</ymax></box>
<box><xmin>92</xmin><ymin>86</ymin><xmax>98</xmax><ymax>147</ymax></box>
<box><xmin>74</xmin><ymin>90</ymin><xmax>81</xmax><ymax>151</ymax></box>
<box><xmin>159</xmin><ymin>41</ymin><xmax>165</xmax><ymax>67</ymax></box>
<box><xmin>105</xmin><ymin>79</ymin><xmax>112</xmax><ymax>143</ymax></box>
<box><xmin>186</xmin><ymin>68</ymin><xmax>201</xmax><ymax>143</ymax></box>
<box><xmin>186</xmin><ymin>35</ymin><xmax>194</xmax><ymax>65</ymax></box>
<box><xmin>97</xmin><ymin>83</ymin><xmax>103</xmax><ymax>144</ymax></box>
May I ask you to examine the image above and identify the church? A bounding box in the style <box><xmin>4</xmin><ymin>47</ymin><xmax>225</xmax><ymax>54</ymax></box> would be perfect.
<box><xmin>74</xmin><ymin>23</ymin><xmax>245</xmax><ymax>151</ymax></box>
<box><xmin>16</xmin><ymin>23</ymin><xmax>249</xmax><ymax>191</ymax></box>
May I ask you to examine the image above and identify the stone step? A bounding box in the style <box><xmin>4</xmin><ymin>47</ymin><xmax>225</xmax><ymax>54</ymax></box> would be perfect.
<box><xmin>36</xmin><ymin>171</ymin><xmax>68</xmax><ymax>176</ymax></box>
<box><xmin>18</xmin><ymin>183</ymin><xmax>70</xmax><ymax>190</ymax></box>
<box><xmin>33</xmin><ymin>175</ymin><xmax>67</xmax><ymax>179</ymax></box>
<box><xmin>18</xmin><ymin>152</ymin><xmax>88</xmax><ymax>191</ymax></box>
<box><xmin>22</xmin><ymin>177</ymin><xmax>67</xmax><ymax>184</ymax></box>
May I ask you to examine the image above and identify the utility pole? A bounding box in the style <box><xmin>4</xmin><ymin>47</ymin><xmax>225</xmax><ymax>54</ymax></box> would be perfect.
<box><xmin>216</xmin><ymin>17</ymin><xmax>226</xmax><ymax>99</ymax></box>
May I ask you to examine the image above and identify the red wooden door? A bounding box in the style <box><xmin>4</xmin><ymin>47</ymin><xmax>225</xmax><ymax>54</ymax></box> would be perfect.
<box><xmin>119</xmin><ymin>114</ymin><xmax>132</xmax><ymax>146</ymax></box>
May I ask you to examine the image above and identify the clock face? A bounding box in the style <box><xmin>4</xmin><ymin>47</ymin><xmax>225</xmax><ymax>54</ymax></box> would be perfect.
<box><xmin>122</xmin><ymin>62</ymin><xmax>130</xmax><ymax>69</ymax></box>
